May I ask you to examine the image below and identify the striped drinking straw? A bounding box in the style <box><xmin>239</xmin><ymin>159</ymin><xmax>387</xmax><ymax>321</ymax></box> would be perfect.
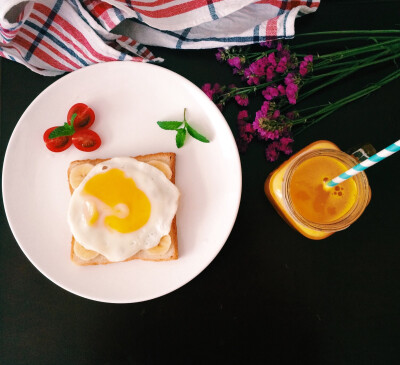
<box><xmin>326</xmin><ymin>139</ymin><xmax>400</xmax><ymax>187</ymax></box>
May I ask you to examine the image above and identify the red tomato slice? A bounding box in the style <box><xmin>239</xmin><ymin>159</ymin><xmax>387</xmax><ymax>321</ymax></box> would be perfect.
<box><xmin>72</xmin><ymin>129</ymin><xmax>101</xmax><ymax>152</ymax></box>
<box><xmin>43</xmin><ymin>127</ymin><xmax>72</xmax><ymax>152</ymax></box>
<box><xmin>67</xmin><ymin>103</ymin><xmax>95</xmax><ymax>130</ymax></box>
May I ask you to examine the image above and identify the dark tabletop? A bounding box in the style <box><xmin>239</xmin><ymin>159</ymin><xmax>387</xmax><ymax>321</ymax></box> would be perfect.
<box><xmin>1</xmin><ymin>1</ymin><xmax>400</xmax><ymax>364</ymax></box>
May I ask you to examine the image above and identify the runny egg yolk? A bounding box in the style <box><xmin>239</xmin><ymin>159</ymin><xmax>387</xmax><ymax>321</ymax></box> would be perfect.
<box><xmin>82</xmin><ymin>168</ymin><xmax>151</xmax><ymax>233</ymax></box>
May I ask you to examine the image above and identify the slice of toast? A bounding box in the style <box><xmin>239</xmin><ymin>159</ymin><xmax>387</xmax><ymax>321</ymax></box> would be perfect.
<box><xmin>68</xmin><ymin>153</ymin><xmax>178</xmax><ymax>265</ymax></box>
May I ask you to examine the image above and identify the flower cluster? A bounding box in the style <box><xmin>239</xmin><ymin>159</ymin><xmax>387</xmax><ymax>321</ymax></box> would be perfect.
<box><xmin>204</xmin><ymin>41</ymin><xmax>310</xmax><ymax>161</ymax></box>
<box><xmin>203</xmin><ymin>31</ymin><xmax>400</xmax><ymax>162</ymax></box>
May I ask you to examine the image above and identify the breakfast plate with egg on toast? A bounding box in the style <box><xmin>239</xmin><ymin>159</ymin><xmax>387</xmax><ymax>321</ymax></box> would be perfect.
<box><xmin>2</xmin><ymin>61</ymin><xmax>241</xmax><ymax>303</ymax></box>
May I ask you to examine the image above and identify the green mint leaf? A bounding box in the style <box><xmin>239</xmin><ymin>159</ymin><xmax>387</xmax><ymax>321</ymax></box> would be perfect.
<box><xmin>176</xmin><ymin>128</ymin><xmax>186</xmax><ymax>148</ymax></box>
<box><xmin>185</xmin><ymin>122</ymin><xmax>210</xmax><ymax>143</ymax></box>
<box><xmin>157</xmin><ymin>121</ymin><xmax>183</xmax><ymax>130</ymax></box>
<box><xmin>48</xmin><ymin>123</ymin><xmax>75</xmax><ymax>139</ymax></box>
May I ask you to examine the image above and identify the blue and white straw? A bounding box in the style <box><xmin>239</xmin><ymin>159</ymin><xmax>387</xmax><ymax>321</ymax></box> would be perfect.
<box><xmin>326</xmin><ymin>139</ymin><xmax>400</xmax><ymax>187</ymax></box>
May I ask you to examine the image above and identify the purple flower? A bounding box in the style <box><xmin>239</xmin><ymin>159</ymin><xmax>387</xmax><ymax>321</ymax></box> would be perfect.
<box><xmin>266</xmin><ymin>65</ymin><xmax>275</xmax><ymax>81</ymax></box>
<box><xmin>265</xmin><ymin>142</ymin><xmax>281</xmax><ymax>162</ymax></box>
<box><xmin>284</xmin><ymin>72</ymin><xmax>295</xmax><ymax>85</ymax></box>
<box><xmin>260</xmin><ymin>41</ymin><xmax>273</xmax><ymax>48</ymax></box>
<box><xmin>237</xmin><ymin>110</ymin><xmax>254</xmax><ymax>152</ymax></box>
<box><xmin>227</xmin><ymin>56</ymin><xmax>242</xmax><ymax>70</ymax></box>
<box><xmin>238</xmin><ymin>110</ymin><xmax>249</xmax><ymax>120</ymax></box>
<box><xmin>249</xmin><ymin>58</ymin><xmax>267</xmax><ymax>76</ymax></box>
<box><xmin>279</xmin><ymin>136</ymin><xmax>294</xmax><ymax>155</ymax></box>
<box><xmin>299</xmin><ymin>54</ymin><xmax>313</xmax><ymax>76</ymax></box>
<box><xmin>252</xmin><ymin>102</ymin><xmax>281</xmax><ymax>142</ymax></box>
<box><xmin>265</xmin><ymin>135</ymin><xmax>294</xmax><ymax>162</ymax></box>
<box><xmin>304</xmin><ymin>55</ymin><xmax>313</xmax><ymax>63</ymax></box>
<box><xmin>286</xmin><ymin>83</ymin><xmax>298</xmax><ymax>104</ymax></box>
<box><xmin>262</xmin><ymin>86</ymin><xmax>279</xmax><ymax>101</ymax></box>
<box><xmin>246</xmin><ymin>74</ymin><xmax>260</xmax><ymax>86</ymax></box>
<box><xmin>215</xmin><ymin>48</ymin><xmax>225</xmax><ymax>62</ymax></box>
<box><xmin>235</xmin><ymin>94</ymin><xmax>249</xmax><ymax>106</ymax></box>
<box><xmin>277</xmin><ymin>84</ymin><xmax>286</xmax><ymax>95</ymax></box>
<box><xmin>267</xmin><ymin>52</ymin><xmax>277</xmax><ymax>67</ymax></box>
<box><xmin>260</xmin><ymin>100</ymin><xmax>270</xmax><ymax>115</ymax></box>
<box><xmin>275</xmin><ymin>56</ymin><xmax>287</xmax><ymax>73</ymax></box>
<box><xmin>201</xmin><ymin>83</ymin><xmax>222</xmax><ymax>100</ymax></box>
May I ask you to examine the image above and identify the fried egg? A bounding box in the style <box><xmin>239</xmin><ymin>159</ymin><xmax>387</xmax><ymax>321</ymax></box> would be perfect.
<box><xmin>68</xmin><ymin>157</ymin><xmax>180</xmax><ymax>262</ymax></box>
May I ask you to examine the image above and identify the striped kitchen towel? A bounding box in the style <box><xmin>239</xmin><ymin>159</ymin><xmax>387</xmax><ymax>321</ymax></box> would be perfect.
<box><xmin>0</xmin><ymin>0</ymin><xmax>320</xmax><ymax>76</ymax></box>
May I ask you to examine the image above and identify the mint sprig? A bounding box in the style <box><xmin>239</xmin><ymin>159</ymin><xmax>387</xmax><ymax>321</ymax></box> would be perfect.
<box><xmin>48</xmin><ymin>113</ymin><xmax>77</xmax><ymax>139</ymax></box>
<box><xmin>157</xmin><ymin>109</ymin><xmax>209</xmax><ymax>148</ymax></box>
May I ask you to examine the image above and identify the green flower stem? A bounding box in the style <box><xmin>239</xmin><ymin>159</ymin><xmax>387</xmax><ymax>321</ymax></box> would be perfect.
<box><xmin>313</xmin><ymin>48</ymin><xmax>397</xmax><ymax>71</ymax></box>
<box><xmin>294</xmin><ymin>49</ymin><xmax>400</xmax><ymax>105</ymax></box>
<box><xmin>314</xmin><ymin>38</ymin><xmax>399</xmax><ymax>60</ymax></box>
<box><xmin>296</xmin><ymin>30</ymin><xmax>400</xmax><ymax>37</ymax></box>
<box><xmin>293</xmin><ymin>68</ymin><xmax>400</xmax><ymax>134</ymax></box>
<box><xmin>310</xmin><ymin>49</ymin><xmax>400</xmax><ymax>82</ymax></box>
<box><xmin>290</xmin><ymin>36</ymin><xmax>398</xmax><ymax>50</ymax></box>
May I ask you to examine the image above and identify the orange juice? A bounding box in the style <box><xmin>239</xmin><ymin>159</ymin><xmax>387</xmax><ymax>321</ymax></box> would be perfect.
<box><xmin>289</xmin><ymin>155</ymin><xmax>358</xmax><ymax>224</ymax></box>
<box><xmin>265</xmin><ymin>141</ymin><xmax>371</xmax><ymax>240</ymax></box>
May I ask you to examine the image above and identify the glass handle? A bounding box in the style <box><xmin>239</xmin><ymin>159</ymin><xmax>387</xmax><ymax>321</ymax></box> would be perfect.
<box><xmin>347</xmin><ymin>143</ymin><xmax>376</xmax><ymax>162</ymax></box>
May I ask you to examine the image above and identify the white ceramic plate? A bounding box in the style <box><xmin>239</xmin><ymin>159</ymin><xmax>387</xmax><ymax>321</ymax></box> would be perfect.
<box><xmin>2</xmin><ymin>62</ymin><xmax>241</xmax><ymax>303</ymax></box>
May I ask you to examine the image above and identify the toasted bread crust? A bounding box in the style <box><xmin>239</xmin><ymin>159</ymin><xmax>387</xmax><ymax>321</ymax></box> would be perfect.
<box><xmin>68</xmin><ymin>153</ymin><xmax>178</xmax><ymax>265</ymax></box>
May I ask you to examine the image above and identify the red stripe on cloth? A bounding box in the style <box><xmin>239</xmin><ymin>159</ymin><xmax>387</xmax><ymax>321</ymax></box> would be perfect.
<box><xmin>33</xmin><ymin>4</ymin><xmax>118</xmax><ymax>62</ymax></box>
<box><xmin>87</xmin><ymin>2</ymin><xmax>117</xmax><ymax>29</ymax></box>
<box><xmin>256</xmin><ymin>0</ymin><xmax>319</xmax><ymax>8</ymax></box>
<box><xmin>100</xmin><ymin>7</ymin><xmax>117</xmax><ymax>29</ymax></box>
<box><xmin>265</xmin><ymin>17</ymin><xmax>278</xmax><ymax>37</ymax></box>
<box><xmin>129</xmin><ymin>0</ymin><xmax>224</xmax><ymax>19</ymax></box>
<box><xmin>89</xmin><ymin>2</ymin><xmax>114</xmax><ymax>17</ymax></box>
<box><xmin>118</xmin><ymin>35</ymin><xmax>137</xmax><ymax>47</ymax></box>
<box><xmin>14</xmin><ymin>34</ymin><xmax>74</xmax><ymax>71</ymax></box>
<box><xmin>20</xmin><ymin>28</ymin><xmax>81</xmax><ymax>69</ymax></box>
<box><xmin>110</xmin><ymin>0</ymin><xmax>177</xmax><ymax>8</ymax></box>
<box><xmin>30</xmin><ymin>12</ymin><xmax>101</xmax><ymax>64</ymax></box>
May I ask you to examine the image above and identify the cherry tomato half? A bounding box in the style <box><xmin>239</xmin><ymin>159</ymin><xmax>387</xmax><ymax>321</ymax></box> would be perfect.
<box><xmin>67</xmin><ymin>103</ymin><xmax>95</xmax><ymax>130</ymax></box>
<box><xmin>72</xmin><ymin>129</ymin><xmax>101</xmax><ymax>152</ymax></box>
<box><xmin>43</xmin><ymin>127</ymin><xmax>72</xmax><ymax>152</ymax></box>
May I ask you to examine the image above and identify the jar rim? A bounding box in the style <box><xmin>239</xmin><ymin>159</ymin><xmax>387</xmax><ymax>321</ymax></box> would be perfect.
<box><xmin>282</xmin><ymin>149</ymin><xmax>370</xmax><ymax>232</ymax></box>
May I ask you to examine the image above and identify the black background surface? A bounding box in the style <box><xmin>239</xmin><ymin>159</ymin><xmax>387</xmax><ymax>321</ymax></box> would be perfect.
<box><xmin>1</xmin><ymin>1</ymin><xmax>400</xmax><ymax>364</ymax></box>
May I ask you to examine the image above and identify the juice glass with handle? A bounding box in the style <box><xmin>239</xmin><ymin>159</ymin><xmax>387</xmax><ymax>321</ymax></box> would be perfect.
<box><xmin>264</xmin><ymin>140</ymin><xmax>371</xmax><ymax>239</ymax></box>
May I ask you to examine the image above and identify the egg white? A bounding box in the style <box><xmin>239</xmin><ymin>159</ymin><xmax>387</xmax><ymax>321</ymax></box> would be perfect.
<box><xmin>68</xmin><ymin>157</ymin><xmax>180</xmax><ymax>262</ymax></box>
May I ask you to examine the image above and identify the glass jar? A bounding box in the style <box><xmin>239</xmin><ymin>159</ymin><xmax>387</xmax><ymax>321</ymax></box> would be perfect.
<box><xmin>264</xmin><ymin>141</ymin><xmax>371</xmax><ymax>240</ymax></box>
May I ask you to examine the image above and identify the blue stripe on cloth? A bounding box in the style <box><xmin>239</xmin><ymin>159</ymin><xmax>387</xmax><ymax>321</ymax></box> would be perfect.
<box><xmin>176</xmin><ymin>28</ymin><xmax>191</xmax><ymax>49</ymax></box>
<box><xmin>207</xmin><ymin>0</ymin><xmax>219</xmax><ymax>20</ymax></box>
<box><xmin>114</xmin><ymin>8</ymin><xmax>126</xmax><ymax>22</ymax></box>
<box><xmin>136</xmin><ymin>43</ymin><xmax>145</xmax><ymax>53</ymax></box>
<box><xmin>25</xmin><ymin>20</ymin><xmax>89</xmax><ymax>66</ymax></box>
<box><xmin>0</xmin><ymin>34</ymin><xmax>13</xmax><ymax>43</ymax></box>
<box><xmin>386</xmin><ymin>143</ymin><xmax>400</xmax><ymax>152</ymax></box>
<box><xmin>135</xmin><ymin>11</ymin><xmax>143</xmax><ymax>22</ymax></box>
<box><xmin>253</xmin><ymin>25</ymin><xmax>260</xmax><ymax>43</ymax></box>
<box><xmin>369</xmin><ymin>154</ymin><xmax>385</xmax><ymax>163</ymax></box>
<box><xmin>161</xmin><ymin>28</ymin><xmax>283</xmax><ymax>44</ymax></box>
<box><xmin>282</xmin><ymin>9</ymin><xmax>291</xmax><ymax>38</ymax></box>
<box><xmin>118</xmin><ymin>53</ymin><xmax>126</xmax><ymax>60</ymax></box>
<box><xmin>128</xmin><ymin>19</ymin><xmax>286</xmax><ymax>45</ymax></box>
<box><xmin>25</xmin><ymin>0</ymin><xmax>63</xmax><ymax>62</ymax></box>
<box><xmin>278</xmin><ymin>0</ymin><xmax>288</xmax><ymax>16</ymax></box>
<box><xmin>125</xmin><ymin>0</ymin><xmax>134</xmax><ymax>9</ymax></box>
<box><xmin>69</xmin><ymin>0</ymin><xmax>108</xmax><ymax>42</ymax></box>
